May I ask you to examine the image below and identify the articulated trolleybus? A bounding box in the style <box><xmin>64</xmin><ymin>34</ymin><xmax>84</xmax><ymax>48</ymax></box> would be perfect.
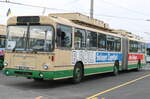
<box><xmin>3</xmin><ymin>13</ymin><xmax>146</xmax><ymax>83</ymax></box>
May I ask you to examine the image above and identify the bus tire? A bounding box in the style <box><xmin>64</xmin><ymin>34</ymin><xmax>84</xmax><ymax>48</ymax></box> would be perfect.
<box><xmin>72</xmin><ymin>63</ymin><xmax>83</xmax><ymax>84</ymax></box>
<box><xmin>136</xmin><ymin>60</ymin><xmax>141</xmax><ymax>71</ymax></box>
<box><xmin>0</xmin><ymin>66</ymin><xmax>4</xmax><ymax>70</ymax></box>
<box><xmin>113</xmin><ymin>61</ymin><xmax>119</xmax><ymax>76</ymax></box>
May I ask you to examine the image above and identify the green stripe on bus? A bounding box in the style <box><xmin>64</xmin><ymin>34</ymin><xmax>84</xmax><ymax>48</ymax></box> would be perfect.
<box><xmin>84</xmin><ymin>66</ymin><xmax>114</xmax><ymax>75</ymax></box>
<box><xmin>53</xmin><ymin>70</ymin><xmax>73</xmax><ymax>79</ymax></box>
<box><xmin>3</xmin><ymin>69</ymin><xmax>54</xmax><ymax>79</ymax></box>
<box><xmin>128</xmin><ymin>63</ymin><xmax>146</xmax><ymax>69</ymax></box>
<box><xmin>141</xmin><ymin>63</ymin><xmax>146</xmax><ymax>67</ymax></box>
<box><xmin>128</xmin><ymin>64</ymin><xmax>138</xmax><ymax>69</ymax></box>
<box><xmin>3</xmin><ymin>64</ymin><xmax>146</xmax><ymax>79</ymax></box>
<box><xmin>3</xmin><ymin>68</ymin><xmax>73</xmax><ymax>79</ymax></box>
<box><xmin>3</xmin><ymin>66</ymin><xmax>114</xmax><ymax>79</ymax></box>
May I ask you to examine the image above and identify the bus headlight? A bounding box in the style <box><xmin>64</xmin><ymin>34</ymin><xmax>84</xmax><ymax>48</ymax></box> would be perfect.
<box><xmin>39</xmin><ymin>73</ymin><xmax>44</xmax><ymax>78</ymax></box>
<box><xmin>4</xmin><ymin>61</ymin><xmax>8</xmax><ymax>66</ymax></box>
<box><xmin>43</xmin><ymin>64</ymin><xmax>49</xmax><ymax>70</ymax></box>
<box><xmin>5</xmin><ymin>71</ymin><xmax>9</xmax><ymax>75</ymax></box>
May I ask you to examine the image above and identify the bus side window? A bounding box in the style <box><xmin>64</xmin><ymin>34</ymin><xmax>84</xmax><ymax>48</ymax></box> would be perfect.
<box><xmin>129</xmin><ymin>40</ymin><xmax>138</xmax><ymax>53</ymax></box>
<box><xmin>107</xmin><ymin>35</ymin><xmax>115</xmax><ymax>51</ymax></box>
<box><xmin>57</xmin><ymin>24</ymin><xmax>72</xmax><ymax>48</ymax></box>
<box><xmin>98</xmin><ymin>33</ymin><xmax>106</xmax><ymax>51</ymax></box>
<box><xmin>87</xmin><ymin>31</ymin><xmax>97</xmax><ymax>49</ymax></box>
<box><xmin>74</xmin><ymin>28</ymin><xmax>86</xmax><ymax>49</ymax></box>
<box><xmin>138</xmin><ymin>42</ymin><xmax>141</xmax><ymax>53</ymax></box>
<box><xmin>135</xmin><ymin>41</ymin><xmax>138</xmax><ymax>52</ymax></box>
<box><xmin>142</xmin><ymin>43</ymin><xmax>146</xmax><ymax>53</ymax></box>
<box><xmin>114</xmin><ymin>37</ymin><xmax>121</xmax><ymax>52</ymax></box>
<box><xmin>129</xmin><ymin>40</ymin><xmax>133</xmax><ymax>52</ymax></box>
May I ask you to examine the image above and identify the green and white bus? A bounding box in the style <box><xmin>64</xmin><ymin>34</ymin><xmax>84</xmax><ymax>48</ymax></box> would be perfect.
<box><xmin>3</xmin><ymin>13</ymin><xmax>146</xmax><ymax>83</ymax></box>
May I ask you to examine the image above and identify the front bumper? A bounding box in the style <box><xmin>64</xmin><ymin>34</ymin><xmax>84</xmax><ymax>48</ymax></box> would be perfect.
<box><xmin>3</xmin><ymin>68</ymin><xmax>54</xmax><ymax>79</ymax></box>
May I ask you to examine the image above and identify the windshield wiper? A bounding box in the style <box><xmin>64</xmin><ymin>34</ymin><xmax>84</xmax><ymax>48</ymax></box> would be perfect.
<box><xmin>12</xmin><ymin>31</ymin><xmax>26</xmax><ymax>52</ymax></box>
<box><xmin>25</xmin><ymin>23</ymin><xmax>30</xmax><ymax>51</ymax></box>
<box><xmin>31</xmin><ymin>48</ymin><xmax>37</xmax><ymax>53</ymax></box>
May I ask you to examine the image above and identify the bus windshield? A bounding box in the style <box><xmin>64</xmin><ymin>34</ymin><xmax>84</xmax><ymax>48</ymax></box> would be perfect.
<box><xmin>7</xmin><ymin>25</ymin><xmax>54</xmax><ymax>52</ymax></box>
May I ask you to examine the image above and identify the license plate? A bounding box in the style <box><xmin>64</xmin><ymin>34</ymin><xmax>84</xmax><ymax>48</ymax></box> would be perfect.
<box><xmin>16</xmin><ymin>66</ymin><xmax>30</xmax><ymax>70</ymax></box>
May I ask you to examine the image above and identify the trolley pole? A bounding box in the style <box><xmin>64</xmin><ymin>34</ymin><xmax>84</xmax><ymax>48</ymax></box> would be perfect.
<box><xmin>90</xmin><ymin>0</ymin><xmax>94</xmax><ymax>18</ymax></box>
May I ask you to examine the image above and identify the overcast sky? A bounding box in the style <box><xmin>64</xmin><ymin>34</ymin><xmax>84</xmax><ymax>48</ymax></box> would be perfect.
<box><xmin>0</xmin><ymin>0</ymin><xmax>150</xmax><ymax>42</ymax></box>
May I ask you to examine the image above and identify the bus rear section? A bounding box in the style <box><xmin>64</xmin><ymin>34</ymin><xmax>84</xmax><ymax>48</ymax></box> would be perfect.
<box><xmin>127</xmin><ymin>39</ymin><xmax>146</xmax><ymax>70</ymax></box>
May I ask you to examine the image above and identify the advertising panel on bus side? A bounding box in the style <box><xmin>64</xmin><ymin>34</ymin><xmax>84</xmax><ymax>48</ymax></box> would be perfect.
<box><xmin>72</xmin><ymin>50</ymin><xmax>122</xmax><ymax>64</ymax></box>
<box><xmin>128</xmin><ymin>54</ymin><xmax>144</xmax><ymax>61</ymax></box>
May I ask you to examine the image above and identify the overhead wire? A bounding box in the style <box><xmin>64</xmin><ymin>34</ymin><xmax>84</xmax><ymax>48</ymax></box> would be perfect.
<box><xmin>100</xmin><ymin>0</ymin><xmax>150</xmax><ymax>16</ymax></box>
<box><xmin>85</xmin><ymin>12</ymin><xmax>146</xmax><ymax>21</ymax></box>
<box><xmin>0</xmin><ymin>0</ymin><xmax>149</xmax><ymax>22</ymax></box>
<box><xmin>65</xmin><ymin>0</ymin><xmax>80</xmax><ymax>5</ymax></box>
<box><xmin>0</xmin><ymin>0</ymin><xmax>72</xmax><ymax>12</ymax></box>
<box><xmin>0</xmin><ymin>0</ymin><xmax>150</xmax><ymax>40</ymax></box>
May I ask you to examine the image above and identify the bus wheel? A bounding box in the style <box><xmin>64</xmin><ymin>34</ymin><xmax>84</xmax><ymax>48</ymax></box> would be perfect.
<box><xmin>0</xmin><ymin>66</ymin><xmax>4</xmax><ymax>70</ymax></box>
<box><xmin>113</xmin><ymin>66</ymin><xmax>119</xmax><ymax>76</ymax></box>
<box><xmin>33</xmin><ymin>78</ymin><xmax>44</xmax><ymax>82</ymax></box>
<box><xmin>72</xmin><ymin>63</ymin><xmax>83</xmax><ymax>83</ymax></box>
<box><xmin>137</xmin><ymin>64</ymin><xmax>141</xmax><ymax>71</ymax></box>
<box><xmin>136</xmin><ymin>63</ymin><xmax>141</xmax><ymax>71</ymax></box>
<box><xmin>113</xmin><ymin>61</ymin><xmax>119</xmax><ymax>76</ymax></box>
<box><xmin>136</xmin><ymin>60</ymin><xmax>141</xmax><ymax>71</ymax></box>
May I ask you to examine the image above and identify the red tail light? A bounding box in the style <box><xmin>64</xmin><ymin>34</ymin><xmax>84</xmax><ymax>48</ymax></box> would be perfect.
<box><xmin>51</xmin><ymin>56</ymin><xmax>55</xmax><ymax>62</ymax></box>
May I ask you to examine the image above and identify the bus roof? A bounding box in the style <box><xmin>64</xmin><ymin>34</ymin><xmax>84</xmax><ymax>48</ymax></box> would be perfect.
<box><xmin>7</xmin><ymin>13</ymin><xmax>145</xmax><ymax>42</ymax></box>
<box><xmin>50</xmin><ymin>15</ymin><xmax>123</xmax><ymax>38</ymax></box>
<box><xmin>48</xmin><ymin>13</ymin><xmax>110</xmax><ymax>29</ymax></box>
<box><xmin>7</xmin><ymin>15</ymin><xmax>122</xmax><ymax>38</ymax></box>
